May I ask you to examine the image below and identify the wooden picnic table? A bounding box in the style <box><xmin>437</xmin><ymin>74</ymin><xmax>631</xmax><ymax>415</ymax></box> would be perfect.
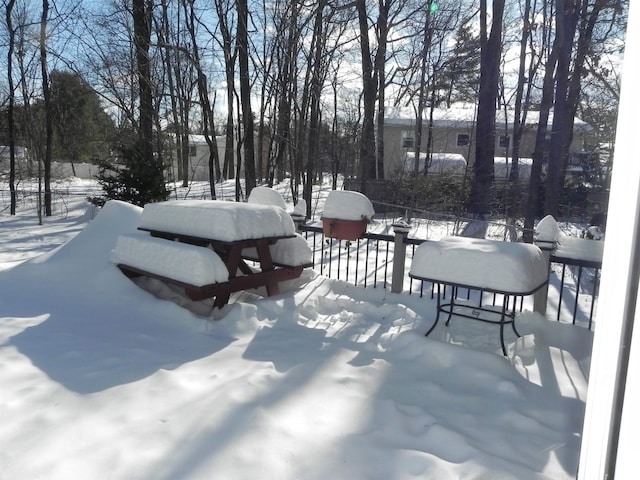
<box><xmin>115</xmin><ymin>200</ymin><xmax>312</xmax><ymax>309</ymax></box>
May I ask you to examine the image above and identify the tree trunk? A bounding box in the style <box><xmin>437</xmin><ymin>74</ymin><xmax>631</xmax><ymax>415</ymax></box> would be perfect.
<box><xmin>545</xmin><ymin>0</ymin><xmax>579</xmax><ymax>217</ymax></box>
<box><xmin>375</xmin><ymin>0</ymin><xmax>389</xmax><ymax>180</ymax></box>
<box><xmin>304</xmin><ymin>0</ymin><xmax>326</xmax><ymax>215</ymax></box>
<box><xmin>132</xmin><ymin>0</ymin><xmax>164</xmax><ymax>200</ymax></box>
<box><xmin>524</xmin><ymin>3</ymin><xmax>559</xmax><ymax>241</ymax></box>
<box><xmin>508</xmin><ymin>0</ymin><xmax>533</xmax><ymax>219</ymax></box>
<box><xmin>6</xmin><ymin>0</ymin><xmax>17</xmax><ymax>215</ymax></box>
<box><xmin>355</xmin><ymin>0</ymin><xmax>377</xmax><ymax>194</ymax></box>
<box><xmin>237</xmin><ymin>0</ymin><xmax>256</xmax><ymax>197</ymax></box>
<box><xmin>470</xmin><ymin>0</ymin><xmax>504</xmax><ymax>216</ymax></box>
<box><xmin>159</xmin><ymin>0</ymin><xmax>184</xmax><ymax>186</ymax></box>
<box><xmin>184</xmin><ymin>0</ymin><xmax>220</xmax><ymax>198</ymax></box>
<box><xmin>40</xmin><ymin>0</ymin><xmax>53</xmax><ymax>217</ymax></box>
<box><xmin>214</xmin><ymin>0</ymin><xmax>235</xmax><ymax>181</ymax></box>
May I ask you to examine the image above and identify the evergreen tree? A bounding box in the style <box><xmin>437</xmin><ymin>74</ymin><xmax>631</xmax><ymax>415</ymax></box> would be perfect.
<box><xmin>92</xmin><ymin>142</ymin><xmax>169</xmax><ymax>207</ymax></box>
<box><xmin>50</xmin><ymin>71</ymin><xmax>116</xmax><ymax>164</ymax></box>
<box><xmin>440</xmin><ymin>24</ymin><xmax>481</xmax><ymax>107</ymax></box>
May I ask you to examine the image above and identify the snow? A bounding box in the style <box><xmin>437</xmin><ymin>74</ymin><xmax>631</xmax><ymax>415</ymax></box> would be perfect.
<box><xmin>112</xmin><ymin>231</ymin><xmax>230</xmax><ymax>286</ymax></box>
<box><xmin>292</xmin><ymin>198</ymin><xmax>307</xmax><ymax>218</ymax></box>
<box><xmin>410</xmin><ymin>236</ymin><xmax>548</xmax><ymax>293</ymax></box>
<box><xmin>242</xmin><ymin>234</ymin><xmax>312</xmax><ymax>267</ymax></box>
<box><xmin>0</xmin><ymin>183</ymin><xmax>592</xmax><ymax>480</ymax></box>
<box><xmin>322</xmin><ymin>190</ymin><xmax>375</xmax><ymax>222</ymax></box>
<box><xmin>140</xmin><ymin>199</ymin><xmax>296</xmax><ymax>242</ymax></box>
<box><xmin>535</xmin><ymin>214</ymin><xmax>604</xmax><ymax>264</ymax></box>
<box><xmin>535</xmin><ymin>214</ymin><xmax>563</xmax><ymax>244</ymax></box>
<box><xmin>555</xmin><ymin>236</ymin><xmax>605</xmax><ymax>264</ymax></box>
<box><xmin>247</xmin><ymin>186</ymin><xmax>287</xmax><ymax>210</ymax></box>
<box><xmin>404</xmin><ymin>152</ymin><xmax>467</xmax><ymax>175</ymax></box>
<box><xmin>494</xmin><ymin>157</ymin><xmax>533</xmax><ymax>180</ymax></box>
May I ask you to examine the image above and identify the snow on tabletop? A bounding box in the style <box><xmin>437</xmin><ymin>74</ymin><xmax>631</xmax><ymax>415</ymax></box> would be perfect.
<box><xmin>111</xmin><ymin>232</ymin><xmax>229</xmax><ymax>286</ymax></box>
<box><xmin>247</xmin><ymin>186</ymin><xmax>286</xmax><ymax>210</ymax></box>
<box><xmin>321</xmin><ymin>190</ymin><xmax>375</xmax><ymax>221</ymax></box>
<box><xmin>242</xmin><ymin>234</ymin><xmax>312</xmax><ymax>266</ymax></box>
<box><xmin>410</xmin><ymin>236</ymin><xmax>548</xmax><ymax>293</ymax></box>
<box><xmin>139</xmin><ymin>200</ymin><xmax>296</xmax><ymax>242</ymax></box>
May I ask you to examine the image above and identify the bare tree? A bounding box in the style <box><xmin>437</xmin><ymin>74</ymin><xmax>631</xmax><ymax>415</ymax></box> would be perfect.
<box><xmin>212</xmin><ymin>0</ymin><xmax>236</xmax><ymax>181</ymax></box>
<box><xmin>545</xmin><ymin>0</ymin><xmax>621</xmax><ymax>217</ymax></box>
<box><xmin>40</xmin><ymin>0</ymin><xmax>53</xmax><ymax>217</ymax></box>
<box><xmin>469</xmin><ymin>0</ymin><xmax>505</xmax><ymax>216</ymax></box>
<box><xmin>504</xmin><ymin>0</ymin><xmax>539</xmax><ymax>221</ymax></box>
<box><xmin>182</xmin><ymin>0</ymin><xmax>221</xmax><ymax>198</ymax></box>
<box><xmin>354</xmin><ymin>0</ymin><xmax>377</xmax><ymax>193</ymax></box>
<box><xmin>5</xmin><ymin>0</ymin><xmax>17</xmax><ymax>215</ymax></box>
<box><xmin>236</xmin><ymin>0</ymin><xmax>256</xmax><ymax>198</ymax></box>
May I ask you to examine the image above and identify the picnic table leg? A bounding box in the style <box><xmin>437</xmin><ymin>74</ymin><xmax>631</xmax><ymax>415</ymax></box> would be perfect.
<box><xmin>255</xmin><ymin>240</ymin><xmax>280</xmax><ymax>296</ymax></box>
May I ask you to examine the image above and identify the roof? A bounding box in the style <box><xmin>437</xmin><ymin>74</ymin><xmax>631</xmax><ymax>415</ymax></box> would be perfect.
<box><xmin>384</xmin><ymin>106</ymin><xmax>591</xmax><ymax>131</ymax></box>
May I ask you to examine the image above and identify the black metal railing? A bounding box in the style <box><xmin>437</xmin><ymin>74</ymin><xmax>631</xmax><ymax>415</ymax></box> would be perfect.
<box><xmin>298</xmin><ymin>223</ymin><xmax>601</xmax><ymax>330</ymax></box>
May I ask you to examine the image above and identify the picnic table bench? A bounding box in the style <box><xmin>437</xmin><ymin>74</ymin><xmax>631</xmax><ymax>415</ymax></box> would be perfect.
<box><xmin>409</xmin><ymin>236</ymin><xmax>548</xmax><ymax>356</ymax></box>
<box><xmin>112</xmin><ymin>200</ymin><xmax>312</xmax><ymax>309</ymax></box>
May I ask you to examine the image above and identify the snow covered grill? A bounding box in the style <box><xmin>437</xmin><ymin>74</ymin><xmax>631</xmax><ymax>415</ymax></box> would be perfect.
<box><xmin>409</xmin><ymin>236</ymin><xmax>548</xmax><ymax>356</ymax></box>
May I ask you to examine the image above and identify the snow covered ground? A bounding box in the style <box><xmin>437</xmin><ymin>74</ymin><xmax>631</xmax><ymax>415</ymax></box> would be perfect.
<box><xmin>0</xmin><ymin>178</ymin><xmax>593</xmax><ymax>479</ymax></box>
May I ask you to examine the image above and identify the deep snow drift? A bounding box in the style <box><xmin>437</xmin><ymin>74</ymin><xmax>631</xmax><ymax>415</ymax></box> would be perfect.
<box><xmin>0</xmin><ymin>196</ymin><xmax>592</xmax><ymax>480</ymax></box>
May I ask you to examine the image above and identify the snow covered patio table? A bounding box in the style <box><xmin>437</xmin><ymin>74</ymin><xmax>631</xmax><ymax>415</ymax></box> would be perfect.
<box><xmin>114</xmin><ymin>200</ymin><xmax>312</xmax><ymax>309</ymax></box>
<box><xmin>409</xmin><ymin>236</ymin><xmax>548</xmax><ymax>356</ymax></box>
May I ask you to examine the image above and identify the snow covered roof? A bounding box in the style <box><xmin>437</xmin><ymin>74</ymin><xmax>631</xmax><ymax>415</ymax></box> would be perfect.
<box><xmin>384</xmin><ymin>106</ymin><xmax>591</xmax><ymax>131</ymax></box>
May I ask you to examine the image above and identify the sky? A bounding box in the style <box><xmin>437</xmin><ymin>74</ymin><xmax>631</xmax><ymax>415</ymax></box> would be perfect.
<box><xmin>0</xmin><ymin>178</ymin><xmax>593</xmax><ymax>480</ymax></box>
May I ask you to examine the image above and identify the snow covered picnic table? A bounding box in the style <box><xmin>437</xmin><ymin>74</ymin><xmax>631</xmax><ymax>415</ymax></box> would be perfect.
<box><xmin>409</xmin><ymin>236</ymin><xmax>548</xmax><ymax>356</ymax></box>
<box><xmin>112</xmin><ymin>200</ymin><xmax>312</xmax><ymax>309</ymax></box>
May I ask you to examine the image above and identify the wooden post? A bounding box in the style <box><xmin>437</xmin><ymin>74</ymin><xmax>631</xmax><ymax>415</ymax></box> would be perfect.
<box><xmin>391</xmin><ymin>221</ymin><xmax>411</xmax><ymax>293</ymax></box>
<box><xmin>533</xmin><ymin>239</ymin><xmax>557</xmax><ymax>317</ymax></box>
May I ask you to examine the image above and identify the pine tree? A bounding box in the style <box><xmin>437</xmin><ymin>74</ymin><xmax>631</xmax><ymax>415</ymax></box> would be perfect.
<box><xmin>92</xmin><ymin>143</ymin><xmax>169</xmax><ymax>207</ymax></box>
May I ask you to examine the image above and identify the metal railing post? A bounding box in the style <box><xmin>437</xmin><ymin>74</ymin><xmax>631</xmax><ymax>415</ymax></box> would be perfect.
<box><xmin>391</xmin><ymin>221</ymin><xmax>411</xmax><ymax>293</ymax></box>
<box><xmin>290</xmin><ymin>214</ymin><xmax>306</xmax><ymax>233</ymax></box>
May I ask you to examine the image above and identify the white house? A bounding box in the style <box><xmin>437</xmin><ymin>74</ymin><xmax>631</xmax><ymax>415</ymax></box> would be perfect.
<box><xmin>383</xmin><ymin>106</ymin><xmax>591</xmax><ymax>179</ymax></box>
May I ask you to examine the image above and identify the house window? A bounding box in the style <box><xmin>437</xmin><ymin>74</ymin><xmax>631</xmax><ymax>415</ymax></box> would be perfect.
<box><xmin>456</xmin><ymin>133</ymin><xmax>470</xmax><ymax>147</ymax></box>
<box><xmin>189</xmin><ymin>145</ymin><xmax>197</xmax><ymax>157</ymax></box>
<box><xmin>402</xmin><ymin>132</ymin><xmax>415</xmax><ymax>148</ymax></box>
<box><xmin>499</xmin><ymin>135</ymin><xmax>510</xmax><ymax>148</ymax></box>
